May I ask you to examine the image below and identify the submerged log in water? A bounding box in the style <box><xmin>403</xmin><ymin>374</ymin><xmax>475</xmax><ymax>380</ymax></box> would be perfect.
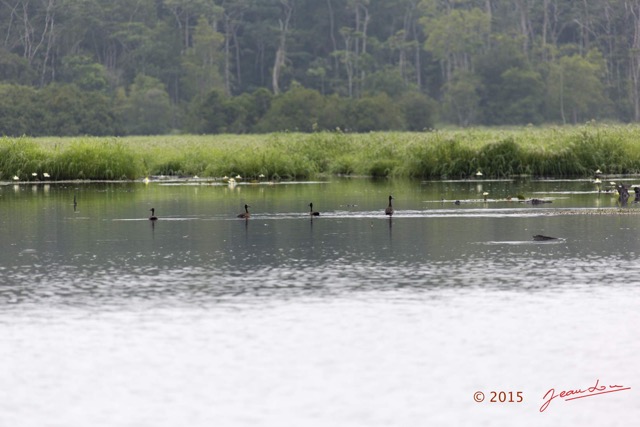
<box><xmin>533</xmin><ymin>234</ymin><xmax>558</xmax><ymax>241</ymax></box>
<box><xmin>525</xmin><ymin>198</ymin><xmax>552</xmax><ymax>204</ymax></box>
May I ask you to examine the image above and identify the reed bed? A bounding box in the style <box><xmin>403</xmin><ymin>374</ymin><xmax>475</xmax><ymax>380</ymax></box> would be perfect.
<box><xmin>3</xmin><ymin>124</ymin><xmax>640</xmax><ymax>181</ymax></box>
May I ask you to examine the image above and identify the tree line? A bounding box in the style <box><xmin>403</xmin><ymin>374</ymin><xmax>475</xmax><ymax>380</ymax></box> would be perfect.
<box><xmin>1</xmin><ymin>0</ymin><xmax>639</xmax><ymax>136</ymax></box>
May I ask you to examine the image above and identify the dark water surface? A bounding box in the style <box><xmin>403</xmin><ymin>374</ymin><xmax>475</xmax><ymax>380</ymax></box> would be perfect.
<box><xmin>1</xmin><ymin>178</ymin><xmax>638</xmax><ymax>426</ymax></box>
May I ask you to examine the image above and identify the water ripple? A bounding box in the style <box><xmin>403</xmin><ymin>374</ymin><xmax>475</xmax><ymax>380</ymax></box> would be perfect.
<box><xmin>1</xmin><ymin>255</ymin><xmax>637</xmax><ymax>308</ymax></box>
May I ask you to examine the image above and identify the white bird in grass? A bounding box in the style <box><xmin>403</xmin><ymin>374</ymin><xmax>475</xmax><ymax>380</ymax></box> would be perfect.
<box><xmin>13</xmin><ymin>175</ymin><xmax>19</xmax><ymax>181</ymax></box>
<box><xmin>43</xmin><ymin>172</ymin><xmax>50</xmax><ymax>179</ymax></box>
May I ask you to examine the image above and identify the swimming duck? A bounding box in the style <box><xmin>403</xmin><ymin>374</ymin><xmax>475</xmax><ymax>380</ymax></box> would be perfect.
<box><xmin>385</xmin><ymin>195</ymin><xmax>394</xmax><ymax>216</ymax></box>
<box><xmin>237</xmin><ymin>204</ymin><xmax>250</xmax><ymax>219</ymax></box>
<box><xmin>309</xmin><ymin>202</ymin><xmax>320</xmax><ymax>216</ymax></box>
<box><xmin>149</xmin><ymin>208</ymin><xmax>158</xmax><ymax>221</ymax></box>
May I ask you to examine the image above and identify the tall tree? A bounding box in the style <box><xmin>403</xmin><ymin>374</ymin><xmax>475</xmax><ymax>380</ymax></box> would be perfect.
<box><xmin>420</xmin><ymin>1</ymin><xmax>491</xmax><ymax>82</ymax></box>
<box><xmin>546</xmin><ymin>51</ymin><xmax>610</xmax><ymax>123</ymax></box>
<box><xmin>181</xmin><ymin>15</ymin><xmax>224</xmax><ymax>99</ymax></box>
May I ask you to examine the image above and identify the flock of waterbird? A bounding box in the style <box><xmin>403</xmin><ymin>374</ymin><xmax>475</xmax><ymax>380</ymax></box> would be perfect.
<box><xmin>145</xmin><ymin>194</ymin><xmax>558</xmax><ymax>241</ymax></box>
<box><xmin>13</xmin><ymin>172</ymin><xmax>561</xmax><ymax>242</ymax></box>
<box><xmin>148</xmin><ymin>195</ymin><xmax>395</xmax><ymax>221</ymax></box>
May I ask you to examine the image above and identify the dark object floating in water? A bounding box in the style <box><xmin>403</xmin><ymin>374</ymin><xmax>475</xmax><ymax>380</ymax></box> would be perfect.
<box><xmin>526</xmin><ymin>198</ymin><xmax>552</xmax><ymax>204</ymax></box>
<box><xmin>533</xmin><ymin>234</ymin><xmax>557</xmax><ymax>241</ymax></box>
<box><xmin>149</xmin><ymin>208</ymin><xmax>158</xmax><ymax>221</ymax></box>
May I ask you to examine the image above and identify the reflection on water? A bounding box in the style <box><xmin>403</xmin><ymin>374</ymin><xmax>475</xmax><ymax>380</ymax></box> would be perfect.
<box><xmin>3</xmin><ymin>251</ymin><xmax>640</xmax><ymax>306</ymax></box>
<box><xmin>1</xmin><ymin>179</ymin><xmax>639</xmax><ymax>426</ymax></box>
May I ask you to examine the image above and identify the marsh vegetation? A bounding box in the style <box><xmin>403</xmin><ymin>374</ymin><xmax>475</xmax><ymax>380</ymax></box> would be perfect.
<box><xmin>2</xmin><ymin>125</ymin><xmax>639</xmax><ymax>181</ymax></box>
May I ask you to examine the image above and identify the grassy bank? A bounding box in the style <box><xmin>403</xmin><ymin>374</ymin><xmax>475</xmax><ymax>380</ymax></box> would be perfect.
<box><xmin>2</xmin><ymin>125</ymin><xmax>640</xmax><ymax>181</ymax></box>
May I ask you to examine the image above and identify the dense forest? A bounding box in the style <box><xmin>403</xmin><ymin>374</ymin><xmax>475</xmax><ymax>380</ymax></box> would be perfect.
<box><xmin>1</xmin><ymin>0</ymin><xmax>640</xmax><ymax>136</ymax></box>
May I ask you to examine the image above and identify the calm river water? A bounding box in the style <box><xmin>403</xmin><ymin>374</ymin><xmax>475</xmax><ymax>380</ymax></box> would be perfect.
<box><xmin>0</xmin><ymin>178</ymin><xmax>638</xmax><ymax>426</ymax></box>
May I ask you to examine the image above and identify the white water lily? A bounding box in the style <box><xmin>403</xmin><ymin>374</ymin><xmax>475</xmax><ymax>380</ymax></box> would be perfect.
<box><xmin>476</xmin><ymin>171</ymin><xmax>483</xmax><ymax>176</ymax></box>
<box><xmin>13</xmin><ymin>175</ymin><xmax>19</xmax><ymax>181</ymax></box>
<box><xmin>43</xmin><ymin>172</ymin><xmax>50</xmax><ymax>178</ymax></box>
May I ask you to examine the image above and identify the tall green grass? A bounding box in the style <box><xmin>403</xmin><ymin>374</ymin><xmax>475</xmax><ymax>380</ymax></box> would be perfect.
<box><xmin>3</xmin><ymin>125</ymin><xmax>640</xmax><ymax>181</ymax></box>
<box><xmin>0</xmin><ymin>136</ymin><xmax>139</xmax><ymax>180</ymax></box>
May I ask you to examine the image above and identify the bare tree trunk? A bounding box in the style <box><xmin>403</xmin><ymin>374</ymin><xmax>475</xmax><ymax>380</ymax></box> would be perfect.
<box><xmin>542</xmin><ymin>0</ymin><xmax>549</xmax><ymax>61</ymax></box>
<box><xmin>629</xmin><ymin>1</ymin><xmax>640</xmax><ymax>121</ymax></box>
<box><xmin>40</xmin><ymin>0</ymin><xmax>56</xmax><ymax>86</ymax></box>
<box><xmin>272</xmin><ymin>0</ymin><xmax>293</xmax><ymax>95</ymax></box>
<box><xmin>581</xmin><ymin>0</ymin><xmax>591</xmax><ymax>52</ymax></box>
<box><xmin>399</xmin><ymin>16</ymin><xmax>409</xmax><ymax>83</ymax></box>
<box><xmin>168</xmin><ymin>6</ymin><xmax>185</xmax><ymax>53</ymax></box>
<box><xmin>3</xmin><ymin>0</ymin><xmax>20</xmax><ymax>48</ymax></box>
<box><xmin>355</xmin><ymin>2</ymin><xmax>369</xmax><ymax>97</ymax></box>
<box><xmin>224</xmin><ymin>22</ymin><xmax>231</xmax><ymax>95</ymax></box>
<box><xmin>516</xmin><ymin>0</ymin><xmax>530</xmax><ymax>56</ymax></box>
<box><xmin>412</xmin><ymin>11</ymin><xmax>422</xmax><ymax>89</ymax></box>
<box><xmin>223</xmin><ymin>14</ymin><xmax>234</xmax><ymax>96</ymax></box>
<box><xmin>21</xmin><ymin>0</ymin><xmax>33</xmax><ymax>60</ymax></box>
<box><xmin>233</xmin><ymin>29</ymin><xmax>241</xmax><ymax>93</ymax></box>
<box><xmin>340</xmin><ymin>28</ymin><xmax>354</xmax><ymax>97</ymax></box>
<box><xmin>485</xmin><ymin>0</ymin><xmax>492</xmax><ymax>35</ymax></box>
<box><xmin>326</xmin><ymin>0</ymin><xmax>340</xmax><ymax>78</ymax></box>
<box><xmin>559</xmin><ymin>67</ymin><xmax>566</xmax><ymax>124</ymax></box>
<box><xmin>20</xmin><ymin>0</ymin><xmax>56</xmax><ymax>85</ymax></box>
